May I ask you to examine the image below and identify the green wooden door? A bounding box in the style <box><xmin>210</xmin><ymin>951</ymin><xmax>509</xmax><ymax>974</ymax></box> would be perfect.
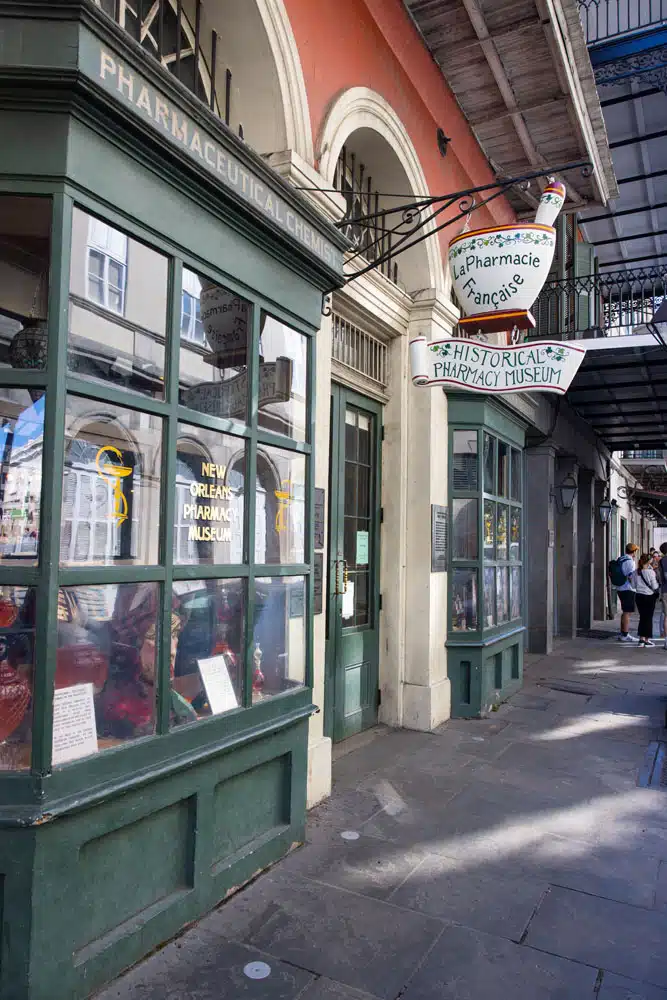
<box><xmin>326</xmin><ymin>385</ymin><xmax>382</xmax><ymax>743</ymax></box>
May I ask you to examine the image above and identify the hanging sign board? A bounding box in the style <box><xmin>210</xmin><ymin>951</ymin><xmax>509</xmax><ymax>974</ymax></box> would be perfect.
<box><xmin>410</xmin><ymin>337</ymin><xmax>586</xmax><ymax>395</ymax></box>
<box><xmin>448</xmin><ymin>182</ymin><xmax>567</xmax><ymax>336</ymax></box>
<box><xmin>183</xmin><ymin>358</ymin><xmax>291</xmax><ymax>419</ymax></box>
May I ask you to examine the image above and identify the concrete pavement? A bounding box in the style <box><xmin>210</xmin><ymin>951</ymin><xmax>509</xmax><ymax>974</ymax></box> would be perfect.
<box><xmin>96</xmin><ymin>623</ymin><xmax>667</xmax><ymax>999</ymax></box>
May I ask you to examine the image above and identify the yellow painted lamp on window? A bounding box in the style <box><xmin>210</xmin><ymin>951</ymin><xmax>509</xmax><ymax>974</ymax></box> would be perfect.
<box><xmin>95</xmin><ymin>445</ymin><xmax>132</xmax><ymax>526</ymax></box>
<box><xmin>274</xmin><ymin>478</ymin><xmax>292</xmax><ymax>534</ymax></box>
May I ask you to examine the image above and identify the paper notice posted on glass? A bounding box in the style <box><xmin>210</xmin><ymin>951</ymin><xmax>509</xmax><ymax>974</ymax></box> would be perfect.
<box><xmin>52</xmin><ymin>683</ymin><xmax>99</xmax><ymax>766</ymax></box>
<box><xmin>198</xmin><ymin>654</ymin><xmax>239</xmax><ymax>715</ymax></box>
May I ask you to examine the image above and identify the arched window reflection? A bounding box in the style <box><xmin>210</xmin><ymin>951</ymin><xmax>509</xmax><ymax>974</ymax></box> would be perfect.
<box><xmin>255</xmin><ymin>444</ymin><xmax>305</xmax><ymax>565</ymax></box>
<box><xmin>61</xmin><ymin>398</ymin><xmax>162</xmax><ymax>566</ymax></box>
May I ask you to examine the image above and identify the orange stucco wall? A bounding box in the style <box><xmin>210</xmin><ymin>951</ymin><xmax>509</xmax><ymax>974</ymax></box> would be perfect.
<box><xmin>283</xmin><ymin>0</ymin><xmax>516</xmax><ymax>246</ymax></box>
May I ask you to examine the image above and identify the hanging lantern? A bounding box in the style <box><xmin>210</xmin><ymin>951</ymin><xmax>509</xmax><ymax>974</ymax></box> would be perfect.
<box><xmin>10</xmin><ymin>319</ymin><xmax>48</xmax><ymax>371</ymax></box>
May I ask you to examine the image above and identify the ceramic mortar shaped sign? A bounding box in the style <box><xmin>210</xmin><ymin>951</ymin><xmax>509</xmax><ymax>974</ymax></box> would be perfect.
<box><xmin>409</xmin><ymin>336</ymin><xmax>586</xmax><ymax>395</ymax></box>
<box><xmin>449</xmin><ymin>181</ymin><xmax>566</xmax><ymax>335</ymax></box>
<box><xmin>199</xmin><ymin>282</ymin><xmax>250</xmax><ymax>366</ymax></box>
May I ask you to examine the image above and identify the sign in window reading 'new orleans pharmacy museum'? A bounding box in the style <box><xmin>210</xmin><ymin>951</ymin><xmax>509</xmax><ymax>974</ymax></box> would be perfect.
<box><xmin>410</xmin><ymin>337</ymin><xmax>586</xmax><ymax>395</ymax></box>
<box><xmin>86</xmin><ymin>43</ymin><xmax>342</xmax><ymax>272</ymax></box>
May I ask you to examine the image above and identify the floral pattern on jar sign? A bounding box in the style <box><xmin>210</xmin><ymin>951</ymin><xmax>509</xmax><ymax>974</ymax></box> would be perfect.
<box><xmin>449</xmin><ymin>229</ymin><xmax>554</xmax><ymax>259</ymax></box>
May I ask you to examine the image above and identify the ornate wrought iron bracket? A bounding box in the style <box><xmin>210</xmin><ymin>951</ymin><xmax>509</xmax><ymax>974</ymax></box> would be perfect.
<box><xmin>305</xmin><ymin>160</ymin><xmax>593</xmax><ymax>291</ymax></box>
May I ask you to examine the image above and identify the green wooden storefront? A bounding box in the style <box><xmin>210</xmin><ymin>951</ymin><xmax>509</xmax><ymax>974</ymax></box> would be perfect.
<box><xmin>447</xmin><ymin>394</ymin><xmax>527</xmax><ymax>717</ymax></box>
<box><xmin>0</xmin><ymin>3</ymin><xmax>345</xmax><ymax>997</ymax></box>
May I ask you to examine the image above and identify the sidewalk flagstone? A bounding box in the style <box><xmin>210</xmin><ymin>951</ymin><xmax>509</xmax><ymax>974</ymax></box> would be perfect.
<box><xmin>94</xmin><ymin>626</ymin><xmax>667</xmax><ymax>1000</ymax></box>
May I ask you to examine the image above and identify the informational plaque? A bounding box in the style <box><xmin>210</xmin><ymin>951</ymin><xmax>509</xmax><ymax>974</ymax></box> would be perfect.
<box><xmin>197</xmin><ymin>654</ymin><xmax>239</xmax><ymax>715</ymax></box>
<box><xmin>431</xmin><ymin>504</ymin><xmax>449</xmax><ymax>573</ymax></box>
<box><xmin>314</xmin><ymin>488</ymin><xmax>325</xmax><ymax>550</ymax></box>
<box><xmin>52</xmin><ymin>683</ymin><xmax>99</xmax><ymax>766</ymax></box>
<box><xmin>313</xmin><ymin>551</ymin><xmax>323</xmax><ymax>615</ymax></box>
<box><xmin>356</xmin><ymin>530</ymin><xmax>369</xmax><ymax>566</ymax></box>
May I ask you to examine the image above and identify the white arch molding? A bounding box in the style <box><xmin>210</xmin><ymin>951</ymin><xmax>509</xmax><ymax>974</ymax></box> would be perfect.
<box><xmin>254</xmin><ymin>0</ymin><xmax>314</xmax><ymax>163</ymax></box>
<box><xmin>317</xmin><ymin>87</ymin><xmax>445</xmax><ymax>292</ymax></box>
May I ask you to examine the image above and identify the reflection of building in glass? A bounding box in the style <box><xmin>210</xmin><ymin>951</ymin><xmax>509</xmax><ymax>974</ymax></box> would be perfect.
<box><xmin>0</xmin><ymin>394</ymin><xmax>44</xmax><ymax>561</ymax></box>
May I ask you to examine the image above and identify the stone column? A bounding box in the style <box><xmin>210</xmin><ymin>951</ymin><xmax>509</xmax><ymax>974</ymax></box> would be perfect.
<box><xmin>556</xmin><ymin>457</ymin><xmax>579</xmax><ymax>639</ymax></box>
<box><xmin>577</xmin><ymin>469</ymin><xmax>595</xmax><ymax>631</ymax></box>
<box><xmin>593</xmin><ymin>479</ymin><xmax>607</xmax><ymax>622</ymax></box>
<box><xmin>525</xmin><ymin>445</ymin><xmax>556</xmax><ymax>653</ymax></box>
<box><xmin>401</xmin><ymin>290</ymin><xmax>459</xmax><ymax>730</ymax></box>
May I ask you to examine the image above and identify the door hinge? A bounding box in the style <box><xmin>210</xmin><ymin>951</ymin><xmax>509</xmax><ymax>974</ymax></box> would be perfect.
<box><xmin>380</xmin><ymin>507</ymin><xmax>384</xmax><ymax>524</ymax></box>
<box><xmin>381</xmin><ymin>425</ymin><xmax>385</xmax><ymax>441</ymax></box>
<box><xmin>378</xmin><ymin>593</ymin><xmax>383</xmax><ymax>611</ymax></box>
<box><xmin>377</xmin><ymin>688</ymin><xmax>382</xmax><ymax>706</ymax></box>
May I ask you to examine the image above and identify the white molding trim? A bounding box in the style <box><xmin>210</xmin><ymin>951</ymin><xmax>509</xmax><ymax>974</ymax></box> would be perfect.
<box><xmin>255</xmin><ymin>0</ymin><xmax>314</xmax><ymax>163</ymax></box>
<box><xmin>318</xmin><ymin>87</ymin><xmax>445</xmax><ymax>293</ymax></box>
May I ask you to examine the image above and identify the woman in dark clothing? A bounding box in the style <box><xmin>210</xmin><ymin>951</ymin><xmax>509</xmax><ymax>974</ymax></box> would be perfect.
<box><xmin>635</xmin><ymin>553</ymin><xmax>659</xmax><ymax>648</ymax></box>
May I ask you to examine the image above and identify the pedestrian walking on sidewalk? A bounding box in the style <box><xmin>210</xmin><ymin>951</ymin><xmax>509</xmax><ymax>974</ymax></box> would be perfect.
<box><xmin>656</xmin><ymin>542</ymin><xmax>667</xmax><ymax>648</ymax></box>
<box><xmin>611</xmin><ymin>542</ymin><xmax>639</xmax><ymax>643</ymax></box>
<box><xmin>636</xmin><ymin>552</ymin><xmax>659</xmax><ymax>647</ymax></box>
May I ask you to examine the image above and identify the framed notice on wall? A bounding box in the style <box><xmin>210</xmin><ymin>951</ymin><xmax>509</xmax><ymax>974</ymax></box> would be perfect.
<box><xmin>431</xmin><ymin>505</ymin><xmax>449</xmax><ymax>572</ymax></box>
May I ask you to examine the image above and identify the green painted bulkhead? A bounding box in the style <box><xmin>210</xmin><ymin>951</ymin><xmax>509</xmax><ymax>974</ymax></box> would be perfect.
<box><xmin>0</xmin><ymin>3</ymin><xmax>346</xmax><ymax>998</ymax></box>
<box><xmin>447</xmin><ymin>394</ymin><xmax>526</xmax><ymax>718</ymax></box>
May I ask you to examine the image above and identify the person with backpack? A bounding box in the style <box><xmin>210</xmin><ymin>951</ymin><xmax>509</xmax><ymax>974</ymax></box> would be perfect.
<box><xmin>635</xmin><ymin>553</ymin><xmax>659</xmax><ymax>647</ymax></box>
<box><xmin>657</xmin><ymin>542</ymin><xmax>667</xmax><ymax>648</ymax></box>
<box><xmin>609</xmin><ymin>543</ymin><xmax>639</xmax><ymax>642</ymax></box>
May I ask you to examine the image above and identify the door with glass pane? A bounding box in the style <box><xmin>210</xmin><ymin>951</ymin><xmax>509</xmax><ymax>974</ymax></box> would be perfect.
<box><xmin>326</xmin><ymin>385</ymin><xmax>382</xmax><ymax>743</ymax></box>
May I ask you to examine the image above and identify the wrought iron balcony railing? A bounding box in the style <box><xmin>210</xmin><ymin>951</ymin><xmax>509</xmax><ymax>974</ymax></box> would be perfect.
<box><xmin>529</xmin><ymin>266</ymin><xmax>667</xmax><ymax>341</ymax></box>
<box><xmin>578</xmin><ymin>0</ymin><xmax>667</xmax><ymax>44</ymax></box>
<box><xmin>94</xmin><ymin>0</ymin><xmax>243</xmax><ymax>137</ymax></box>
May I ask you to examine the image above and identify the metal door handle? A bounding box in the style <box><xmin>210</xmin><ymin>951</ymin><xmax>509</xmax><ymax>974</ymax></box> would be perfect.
<box><xmin>343</xmin><ymin>560</ymin><xmax>349</xmax><ymax>593</ymax></box>
<box><xmin>334</xmin><ymin>559</ymin><xmax>343</xmax><ymax>596</ymax></box>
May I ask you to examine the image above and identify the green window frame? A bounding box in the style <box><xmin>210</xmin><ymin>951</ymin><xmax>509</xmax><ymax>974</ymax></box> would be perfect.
<box><xmin>449</xmin><ymin>424</ymin><xmax>523</xmax><ymax>639</ymax></box>
<box><xmin>0</xmin><ymin>188</ymin><xmax>316</xmax><ymax>776</ymax></box>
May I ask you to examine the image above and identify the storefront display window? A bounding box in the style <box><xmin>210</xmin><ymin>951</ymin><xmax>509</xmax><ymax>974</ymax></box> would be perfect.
<box><xmin>451</xmin><ymin>426</ymin><xmax>523</xmax><ymax>636</ymax></box>
<box><xmin>53</xmin><ymin>583</ymin><xmax>158</xmax><ymax>765</ymax></box>
<box><xmin>0</xmin><ymin>585</ymin><xmax>35</xmax><ymax>770</ymax></box>
<box><xmin>452</xmin><ymin>499</ymin><xmax>477</xmax><ymax>560</ymax></box>
<box><xmin>255</xmin><ymin>445</ymin><xmax>306</xmax><ymax>565</ymax></box>
<box><xmin>453</xmin><ymin>430</ymin><xmax>478</xmax><ymax>491</ymax></box>
<box><xmin>0</xmin><ymin>390</ymin><xmax>44</xmax><ymax>565</ymax></box>
<box><xmin>179</xmin><ymin>269</ymin><xmax>251</xmax><ymax>422</ymax></box>
<box><xmin>171</xmin><ymin>579</ymin><xmax>245</xmax><ymax>723</ymax></box>
<box><xmin>68</xmin><ymin>208</ymin><xmax>168</xmax><ymax>399</ymax></box>
<box><xmin>253</xmin><ymin>577</ymin><xmax>305</xmax><ymax>700</ymax></box>
<box><xmin>0</xmin><ymin>196</ymin><xmax>52</xmax><ymax>374</ymax></box>
<box><xmin>452</xmin><ymin>568</ymin><xmax>478</xmax><ymax>632</ymax></box>
<box><xmin>0</xmin><ymin>199</ymin><xmax>313</xmax><ymax>774</ymax></box>
<box><xmin>61</xmin><ymin>397</ymin><xmax>162</xmax><ymax>566</ymax></box>
<box><xmin>257</xmin><ymin>315</ymin><xmax>308</xmax><ymax>441</ymax></box>
<box><xmin>174</xmin><ymin>425</ymin><xmax>245</xmax><ymax>565</ymax></box>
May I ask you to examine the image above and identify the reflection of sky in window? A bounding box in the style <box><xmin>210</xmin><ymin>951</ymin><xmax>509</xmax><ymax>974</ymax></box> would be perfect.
<box><xmin>0</xmin><ymin>396</ymin><xmax>44</xmax><ymax>452</ymax></box>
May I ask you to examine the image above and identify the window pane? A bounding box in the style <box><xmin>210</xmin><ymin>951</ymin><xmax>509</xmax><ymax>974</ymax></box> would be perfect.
<box><xmin>451</xmin><ymin>568</ymin><xmax>478</xmax><ymax>632</ymax></box>
<box><xmin>498</xmin><ymin>441</ymin><xmax>509</xmax><ymax>497</ymax></box>
<box><xmin>484</xmin><ymin>567</ymin><xmax>496</xmax><ymax>628</ymax></box>
<box><xmin>69</xmin><ymin>208</ymin><xmax>167</xmax><ymax>399</ymax></box>
<box><xmin>0</xmin><ymin>195</ymin><xmax>51</xmax><ymax>372</ymax></box>
<box><xmin>452</xmin><ymin>498</ymin><xmax>478</xmax><ymax>560</ymax></box>
<box><xmin>511</xmin><ymin>448</ymin><xmax>522</xmax><ymax>501</ymax></box>
<box><xmin>54</xmin><ymin>583</ymin><xmax>160</xmax><ymax>765</ymax></box>
<box><xmin>258</xmin><ymin>315</ymin><xmax>308</xmax><ymax>442</ymax></box>
<box><xmin>497</xmin><ymin>566</ymin><xmax>509</xmax><ymax>623</ymax></box>
<box><xmin>253</xmin><ymin>577</ymin><xmax>305</xmax><ymax>701</ymax></box>
<box><xmin>510</xmin><ymin>566</ymin><xmax>521</xmax><ymax>620</ymax></box>
<box><xmin>179</xmin><ymin>273</ymin><xmax>251</xmax><ymax>421</ymax></box>
<box><xmin>510</xmin><ymin>507</ymin><xmax>521</xmax><ymax>562</ymax></box>
<box><xmin>496</xmin><ymin>505</ymin><xmax>508</xmax><ymax>561</ymax></box>
<box><xmin>0</xmin><ymin>390</ymin><xmax>44</xmax><ymax>565</ymax></box>
<box><xmin>483</xmin><ymin>433</ymin><xmax>495</xmax><ymax>494</ymax></box>
<box><xmin>484</xmin><ymin>500</ymin><xmax>495</xmax><ymax>560</ymax></box>
<box><xmin>255</xmin><ymin>445</ymin><xmax>306</xmax><ymax>565</ymax></box>
<box><xmin>0</xmin><ymin>585</ymin><xmax>36</xmax><ymax>770</ymax></box>
<box><xmin>61</xmin><ymin>397</ymin><xmax>162</xmax><ymax>566</ymax></box>
<box><xmin>171</xmin><ymin>579</ymin><xmax>245</xmax><ymax>725</ymax></box>
<box><xmin>174</xmin><ymin>424</ymin><xmax>245</xmax><ymax>565</ymax></box>
<box><xmin>452</xmin><ymin>430</ymin><xmax>478</xmax><ymax>491</ymax></box>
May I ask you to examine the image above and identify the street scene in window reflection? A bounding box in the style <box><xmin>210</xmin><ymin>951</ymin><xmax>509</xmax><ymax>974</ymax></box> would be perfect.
<box><xmin>179</xmin><ymin>267</ymin><xmax>308</xmax><ymax>440</ymax></box>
